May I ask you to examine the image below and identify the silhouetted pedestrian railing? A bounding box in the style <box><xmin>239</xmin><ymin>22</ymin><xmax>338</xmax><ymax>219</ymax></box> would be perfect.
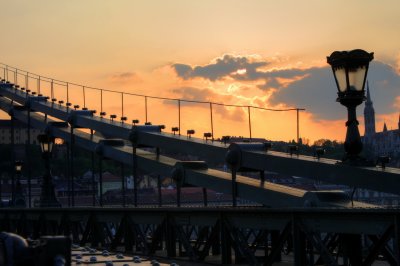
<box><xmin>1</xmin><ymin>207</ymin><xmax>399</xmax><ymax>265</ymax></box>
<box><xmin>0</xmin><ymin>63</ymin><xmax>305</xmax><ymax>141</ymax></box>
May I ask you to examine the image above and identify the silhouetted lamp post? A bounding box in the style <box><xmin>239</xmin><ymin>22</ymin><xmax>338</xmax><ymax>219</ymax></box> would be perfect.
<box><xmin>14</xmin><ymin>160</ymin><xmax>26</xmax><ymax>207</ymax></box>
<box><xmin>37</xmin><ymin>134</ymin><xmax>61</xmax><ymax>207</ymax></box>
<box><xmin>327</xmin><ymin>49</ymin><xmax>374</xmax><ymax>164</ymax></box>
<box><xmin>15</xmin><ymin>161</ymin><xmax>23</xmax><ymax>173</ymax></box>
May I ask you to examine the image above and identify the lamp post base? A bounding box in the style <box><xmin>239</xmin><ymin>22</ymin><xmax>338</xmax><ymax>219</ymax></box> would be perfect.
<box><xmin>39</xmin><ymin>173</ymin><xmax>61</xmax><ymax>208</ymax></box>
<box><xmin>14</xmin><ymin>180</ymin><xmax>26</xmax><ymax>208</ymax></box>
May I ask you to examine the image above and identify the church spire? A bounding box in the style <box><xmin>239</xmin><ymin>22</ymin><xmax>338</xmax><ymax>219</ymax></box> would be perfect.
<box><xmin>398</xmin><ymin>113</ymin><xmax>400</xmax><ymax>130</ymax></box>
<box><xmin>383</xmin><ymin>121</ymin><xmax>388</xmax><ymax>132</ymax></box>
<box><xmin>366</xmin><ymin>81</ymin><xmax>372</xmax><ymax>103</ymax></box>
<box><xmin>363</xmin><ymin>80</ymin><xmax>376</xmax><ymax>138</ymax></box>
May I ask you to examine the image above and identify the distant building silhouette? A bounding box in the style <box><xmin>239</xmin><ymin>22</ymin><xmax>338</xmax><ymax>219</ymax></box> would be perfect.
<box><xmin>362</xmin><ymin>82</ymin><xmax>400</xmax><ymax>159</ymax></box>
<box><xmin>0</xmin><ymin>119</ymin><xmax>42</xmax><ymax>144</ymax></box>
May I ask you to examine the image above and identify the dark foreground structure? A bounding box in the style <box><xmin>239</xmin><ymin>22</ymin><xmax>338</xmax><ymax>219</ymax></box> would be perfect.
<box><xmin>1</xmin><ymin>207</ymin><xmax>400</xmax><ymax>265</ymax></box>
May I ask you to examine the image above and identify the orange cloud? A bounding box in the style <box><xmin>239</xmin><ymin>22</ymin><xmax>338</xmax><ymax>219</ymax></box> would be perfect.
<box><xmin>108</xmin><ymin>72</ymin><xmax>142</xmax><ymax>85</ymax></box>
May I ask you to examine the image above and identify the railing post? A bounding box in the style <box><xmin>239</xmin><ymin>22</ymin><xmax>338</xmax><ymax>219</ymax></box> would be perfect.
<box><xmin>15</xmin><ymin>69</ymin><xmax>17</xmax><ymax>85</ymax></box>
<box><xmin>178</xmin><ymin>99</ymin><xmax>181</xmax><ymax>135</ymax></box>
<box><xmin>83</xmin><ymin>86</ymin><xmax>86</xmax><ymax>109</ymax></box>
<box><xmin>292</xmin><ymin>214</ymin><xmax>306</xmax><ymax>266</ymax></box>
<box><xmin>145</xmin><ymin>96</ymin><xmax>148</xmax><ymax>123</ymax></box>
<box><xmin>297</xmin><ymin>108</ymin><xmax>300</xmax><ymax>144</ymax></box>
<box><xmin>38</xmin><ymin>76</ymin><xmax>41</xmax><ymax>94</ymax></box>
<box><xmin>121</xmin><ymin>92</ymin><xmax>124</xmax><ymax>119</ymax></box>
<box><xmin>220</xmin><ymin>215</ymin><xmax>232</xmax><ymax>264</ymax></box>
<box><xmin>248</xmin><ymin>106</ymin><xmax>252</xmax><ymax>140</ymax></box>
<box><xmin>166</xmin><ymin>214</ymin><xmax>177</xmax><ymax>258</ymax></box>
<box><xmin>210</xmin><ymin>102</ymin><xmax>214</xmax><ymax>140</ymax></box>
<box><xmin>100</xmin><ymin>89</ymin><xmax>103</xmax><ymax>113</ymax></box>
<box><xmin>51</xmin><ymin>79</ymin><xmax>54</xmax><ymax>100</ymax></box>
<box><xmin>66</xmin><ymin>82</ymin><xmax>69</xmax><ymax>104</ymax></box>
<box><xmin>25</xmin><ymin>72</ymin><xmax>29</xmax><ymax>90</ymax></box>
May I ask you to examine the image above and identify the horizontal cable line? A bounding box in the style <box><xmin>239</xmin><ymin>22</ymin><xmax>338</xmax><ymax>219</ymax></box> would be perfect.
<box><xmin>0</xmin><ymin>63</ymin><xmax>305</xmax><ymax>112</ymax></box>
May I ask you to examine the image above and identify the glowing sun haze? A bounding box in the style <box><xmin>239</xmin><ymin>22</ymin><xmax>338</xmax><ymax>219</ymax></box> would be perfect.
<box><xmin>1</xmin><ymin>0</ymin><xmax>400</xmax><ymax>143</ymax></box>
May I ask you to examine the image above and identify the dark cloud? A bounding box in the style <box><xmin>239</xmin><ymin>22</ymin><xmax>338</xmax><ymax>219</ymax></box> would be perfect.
<box><xmin>172</xmin><ymin>54</ymin><xmax>269</xmax><ymax>81</ymax></box>
<box><xmin>172</xmin><ymin>55</ymin><xmax>400</xmax><ymax>122</ymax></box>
<box><xmin>257</xmin><ymin>78</ymin><xmax>282</xmax><ymax>90</ymax></box>
<box><xmin>173</xmin><ymin>64</ymin><xmax>193</xmax><ymax>79</ymax></box>
<box><xmin>269</xmin><ymin>62</ymin><xmax>400</xmax><ymax>120</ymax></box>
<box><xmin>172</xmin><ymin>54</ymin><xmax>309</xmax><ymax>89</ymax></box>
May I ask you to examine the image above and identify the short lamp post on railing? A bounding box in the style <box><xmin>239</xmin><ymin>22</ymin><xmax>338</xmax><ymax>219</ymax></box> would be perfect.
<box><xmin>327</xmin><ymin>49</ymin><xmax>374</xmax><ymax>165</ymax></box>
<box><xmin>14</xmin><ymin>161</ymin><xmax>26</xmax><ymax>207</ymax></box>
<box><xmin>37</xmin><ymin>134</ymin><xmax>61</xmax><ymax>207</ymax></box>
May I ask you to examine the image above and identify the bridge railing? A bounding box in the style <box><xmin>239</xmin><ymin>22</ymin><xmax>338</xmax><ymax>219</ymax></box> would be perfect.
<box><xmin>0</xmin><ymin>63</ymin><xmax>305</xmax><ymax>142</ymax></box>
<box><xmin>1</xmin><ymin>207</ymin><xmax>399</xmax><ymax>265</ymax></box>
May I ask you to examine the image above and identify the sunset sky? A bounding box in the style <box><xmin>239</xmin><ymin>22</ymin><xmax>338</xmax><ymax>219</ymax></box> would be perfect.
<box><xmin>1</xmin><ymin>1</ymin><xmax>400</xmax><ymax>143</ymax></box>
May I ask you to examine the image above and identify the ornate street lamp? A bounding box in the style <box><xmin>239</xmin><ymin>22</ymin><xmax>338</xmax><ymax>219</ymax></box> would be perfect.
<box><xmin>14</xmin><ymin>160</ymin><xmax>26</xmax><ymax>207</ymax></box>
<box><xmin>327</xmin><ymin>49</ymin><xmax>374</xmax><ymax>164</ymax></box>
<box><xmin>15</xmin><ymin>161</ymin><xmax>23</xmax><ymax>174</ymax></box>
<box><xmin>37</xmin><ymin>134</ymin><xmax>61</xmax><ymax>207</ymax></box>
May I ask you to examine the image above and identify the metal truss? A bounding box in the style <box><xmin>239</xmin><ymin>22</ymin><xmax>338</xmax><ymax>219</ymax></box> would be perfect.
<box><xmin>1</xmin><ymin>208</ymin><xmax>400</xmax><ymax>265</ymax></box>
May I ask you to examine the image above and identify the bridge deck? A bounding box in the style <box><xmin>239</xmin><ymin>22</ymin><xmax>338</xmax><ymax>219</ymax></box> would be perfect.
<box><xmin>0</xmin><ymin>82</ymin><xmax>395</xmax><ymax>208</ymax></box>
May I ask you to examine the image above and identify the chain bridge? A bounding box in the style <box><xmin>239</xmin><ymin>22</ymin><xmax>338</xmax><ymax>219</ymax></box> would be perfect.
<box><xmin>1</xmin><ymin>64</ymin><xmax>400</xmax><ymax>265</ymax></box>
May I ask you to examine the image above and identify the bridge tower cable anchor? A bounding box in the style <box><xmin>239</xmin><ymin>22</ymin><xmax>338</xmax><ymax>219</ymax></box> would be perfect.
<box><xmin>95</xmin><ymin>139</ymin><xmax>125</xmax><ymax>207</ymax></box>
<box><xmin>171</xmin><ymin>161</ymin><xmax>208</xmax><ymax>207</ymax></box>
